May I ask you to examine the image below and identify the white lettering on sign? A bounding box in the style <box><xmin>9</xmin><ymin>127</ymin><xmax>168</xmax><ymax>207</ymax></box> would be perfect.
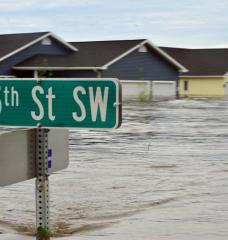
<box><xmin>72</xmin><ymin>86</ymin><xmax>86</xmax><ymax>122</ymax></box>
<box><xmin>72</xmin><ymin>87</ymin><xmax>109</xmax><ymax>122</ymax></box>
<box><xmin>31</xmin><ymin>86</ymin><xmax>56</xmax><ymax>121</ymax></box>
<box><xmin>4</xmin><ymin>87</ymin><xmax>9</xmax><ymax>106</ymax></box>
<box><xmin>0</xmin><ymin>80</ymin><xmax>118</xmax><ymax>128</ymax></box>
<box><xmin>89</xmin><ymin>87</ymin><xmax>109</xmax><ymax>122</ymax></box>
<box><xmin>46</xmin><ymin>87</ymin><xmax>56</xmax><ymax>121</ymax></box>
<box><xmin>11</xmin><ymin>87</ymin><xmax>19</xmax><ymax>107</ymax></box>
<box><xmin>31</xmin><ymin>86</ymin><xmax>44</xmax><ymax>121</ymax></box>
<box><xmin>0</xmin><ymin>86</ymin><xmax>19</xmax><ymax>114</ymax></box>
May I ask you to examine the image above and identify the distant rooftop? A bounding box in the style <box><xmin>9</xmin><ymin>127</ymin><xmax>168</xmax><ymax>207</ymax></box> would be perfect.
<box><xmin>161</xmin><ymin>47</ymin><xmax>228</xmax><ymax>76</ymax></box>
<box><xmin>16</xmin><ymin>39</ymin><xmax>146</xmax><ymax>68</ymax></box>
<box><xmin>0</xmin><ymin>32</ymin><xmax>49</xmax><ymax>59</ymax></box>
<box><xmin>1</xmin><ymin>31</ymin><xmax>227</xmax><ymax>76</ymax></box>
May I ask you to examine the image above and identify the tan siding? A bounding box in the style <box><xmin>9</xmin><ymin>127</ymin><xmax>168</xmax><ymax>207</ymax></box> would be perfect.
<box><xmin>179</xmin><ymin>77</ymin><xmax>225</xmax><ymax>98</ymax></box>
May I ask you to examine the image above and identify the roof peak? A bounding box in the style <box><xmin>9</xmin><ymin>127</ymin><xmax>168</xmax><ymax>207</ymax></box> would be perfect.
<box><xmin>0</xmin><ymin>31</ymin><xmax>77</xmax><ymax>63</ymax></box>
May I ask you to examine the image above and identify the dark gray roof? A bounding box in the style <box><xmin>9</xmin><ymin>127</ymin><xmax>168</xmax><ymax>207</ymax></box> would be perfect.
<box><xmin>15</xmin><ymin>39</ymin><xmax>146</xmax><ymax>68</ymax></box>
<box><xmin>2</xmin><ymin>30</ymin><xmax>228</xmax><ymax>76</ymax></box>
<box><xmin>161</xmin><ymin>47</ymin><xmax>228</xmax><ymax>76</ymax></box>
<box><xmin>0</xmin><ymin>32</ymin><xmax>50</xmax><ymax>60</ymax></box>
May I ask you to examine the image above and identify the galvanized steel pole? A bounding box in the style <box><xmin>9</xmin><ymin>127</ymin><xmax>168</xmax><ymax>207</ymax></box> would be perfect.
<box><xmin>35</xmin><ymin>128</ymin><xmax>50</xmax><ymax>240</ymax></box>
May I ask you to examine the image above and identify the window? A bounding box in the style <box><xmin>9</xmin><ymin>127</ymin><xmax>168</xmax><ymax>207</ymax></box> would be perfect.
<box><xmin>184</xmin><ymin>80</ymin><xmax>188</xmax><ymax>91</ymax></box>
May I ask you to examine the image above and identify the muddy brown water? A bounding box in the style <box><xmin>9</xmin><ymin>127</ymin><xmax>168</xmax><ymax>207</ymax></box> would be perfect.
<box><xmin>0</xmin><ymin>99</ymin><xmax>228</xmax><ymax>239</ymax></box>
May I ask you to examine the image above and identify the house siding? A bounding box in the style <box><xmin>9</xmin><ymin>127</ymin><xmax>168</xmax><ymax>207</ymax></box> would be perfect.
<box><xmin>0</xmin><ymin>37</ymin><xmax>70</xmax><ymax>76</ymax></box>
<box><xmin>50</xmin><ymin>70</ymin><xmax>97</xmax><ymax>78</ymax></box>
<box><xmin>102</xmin><ymin>48</ymin><xmax>179</xmax><ymax>81</ymax></box>
<box><xmin>179</xmin><ymin>77</ymin><xmax>225</xmax><ymax>98</ymax></box>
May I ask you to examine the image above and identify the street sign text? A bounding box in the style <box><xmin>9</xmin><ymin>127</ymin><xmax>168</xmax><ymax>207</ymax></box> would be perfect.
<box><xmin>0</xmin><ymin>79</ymin><xmax>121</xmax><ymax>128</ymax></box>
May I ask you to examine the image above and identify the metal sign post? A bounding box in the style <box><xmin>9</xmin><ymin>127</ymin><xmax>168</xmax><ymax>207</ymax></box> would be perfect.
<box><xmin>0</xmin><ymin>78</ymin><xmax>122</xmax><ymax>239</ymax></box>
<box><xmin>35</xmin><ymin>128</ymin><xmax>50</xmax><ymax>240</ymax></box>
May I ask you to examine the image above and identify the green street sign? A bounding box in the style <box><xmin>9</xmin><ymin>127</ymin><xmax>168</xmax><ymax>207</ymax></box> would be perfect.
<box><xmin>0</xmin><ymin>79</ymin><xmax>121</xmax><ymax>129</ymax></box>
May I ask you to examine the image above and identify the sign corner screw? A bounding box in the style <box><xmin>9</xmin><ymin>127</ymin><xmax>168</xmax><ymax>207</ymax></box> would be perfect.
<box><xmin>113</xmin><ymin>102</ymin><xmax>121</xmax><ymax>107</ymax></box>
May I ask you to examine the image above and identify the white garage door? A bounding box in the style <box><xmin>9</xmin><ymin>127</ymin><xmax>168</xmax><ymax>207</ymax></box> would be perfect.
<box><xmin>151</xmin><ymin>81</ymin><xmax>176</xmax><ymax>99</ymax></box>
<box><xmin>119</xmin><ymin>80</ymin><xmax>176</xmax><ymax>101</ymax></box>
<box><xmin>120</xmin><ymin>80</ymin><xmax>151</xmax><ymax>101</ymax></box>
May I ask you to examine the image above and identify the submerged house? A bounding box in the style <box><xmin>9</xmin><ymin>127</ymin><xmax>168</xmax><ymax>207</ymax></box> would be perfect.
<box><xmin>162</xmin><ymin>47</ymin><xmax>228</xmax><ymax>98</ymax></box>
<box><xmin>1</xmin><ymin>31</ymin><xmax>228</xmax><ymax>99</ymax></box>
<box><xmin>0</xmin><ymin>32</ymin><xmax>187</xmax><ymax>100</ymax></box>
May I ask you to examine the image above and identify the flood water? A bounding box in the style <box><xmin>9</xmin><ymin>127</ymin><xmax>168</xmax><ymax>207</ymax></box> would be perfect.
<box><xmin>0</xmin><ymin>99</ymin><xmax>228</xmax><ymax>240</ymax></box>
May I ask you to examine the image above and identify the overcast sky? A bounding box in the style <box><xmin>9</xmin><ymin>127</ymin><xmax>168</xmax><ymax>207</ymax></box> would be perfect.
<box><xmin>0</xmin><ymin>0</ymin><xmax>228</xmax><ymax>48</ymax></box>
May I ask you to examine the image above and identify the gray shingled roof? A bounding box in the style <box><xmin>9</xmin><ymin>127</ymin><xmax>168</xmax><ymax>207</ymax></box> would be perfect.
<box><xmin>0</xmin><ymin>32</ymin><xmax>49</xmax><ymax>59</ymax></box>
<box><xmin>13</xmin><ymin>36</ymin><xmax>228</xmax><ymax>76</ymax></box>
<box><xmin>161</xmin><ymin>47</ymin><xmax>228</xmax><ymax>76</ymax></box>
<box><xmin>15</xmin><ymin>39</ymin><xmax>146</xmax><ymax>68</ymax></box>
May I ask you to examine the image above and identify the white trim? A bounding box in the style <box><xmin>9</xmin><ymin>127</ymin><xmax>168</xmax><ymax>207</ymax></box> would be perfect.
<box><xmin>0</xmin><ymin>32</ymin><xmax>50</xmax><ymax>62</ymax></box>
<box><xmin>146</xmin><ymin>40</ymin><xmax>188</xmax><ymax>73</ymax></box>
<box><xmin>120</xmin><ymin>80</ymin><xmax>150</xmax><ymax>83</ymax></box>
<box><xmin>0</xmin><ymin>77</ymin><xmax>118</xmax><ymax>80</ymax></box>
<box><xmin>33</xmin><ymin>70</ymin><xmax>38</xmax><ymax>78</ymax></box>
<box><xmin>120</xmin><ymin>80</ymin><xmax>175</xmax><ymax>83</ymax></box>
<box><xmin>180</xmin><ymin>75</ymin><xmax>225</xmax><ymax>78</ymax></box>
<box><xmin>13</xmin><ymin>66</ymin><xmax>103</xmax><ymax>70</ymax></box>
<box><xmin>49</xmin><ymin>32</ymin><xmax>78</xmax><ymax>52</ymax></box>
<box><xmin>0</xmin><ymin>75</ymin><xmax>16</xmax><ymax>78</ymax></box>
<box><xmin>103</xmin><ymin>40</ymin><xmax>148</xmax><ymax>69</ymax></box>
<box><xmin>102</xmin><ymin>39</ymin><xmax>188</xmax><ymax>72</ymax></box>
<box><xmin>151</xmin><ymin>80</ymin><xmax>176</xmax><ymax>84</ymax></box>
<box><xmin>0</xmin><ymin>32</ymin><xmax>78</xmax><ymax>63</ymax></box>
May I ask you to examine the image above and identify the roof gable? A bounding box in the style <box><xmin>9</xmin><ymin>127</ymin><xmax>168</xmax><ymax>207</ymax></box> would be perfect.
<box><xmin>71</xmin><ymin>39</ymin><xmax>187</xmax><ymax>72</ymax></box>
<box><xmin>0</xmin><ymin>32</ymin><xmax>78</xmax><ymax>63</ymax></box>
<box><xmin>15</xmin><ymin>39</ymin><xmax>147</xmax><ymax>69</ymax></box>
<box><xmin>0</xmin><ymin>32</ymin><xmax>48</xmax><ymax>59</ymax></box>
<box><xmin>70</xmin><ymin>39</ymin><xmax>147</xmax><ymax>67</ymax></box>
<box><xmin>15</xmin><ymin>39</ymin><xmax>188</xmax><ymax>72</ymax></box>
